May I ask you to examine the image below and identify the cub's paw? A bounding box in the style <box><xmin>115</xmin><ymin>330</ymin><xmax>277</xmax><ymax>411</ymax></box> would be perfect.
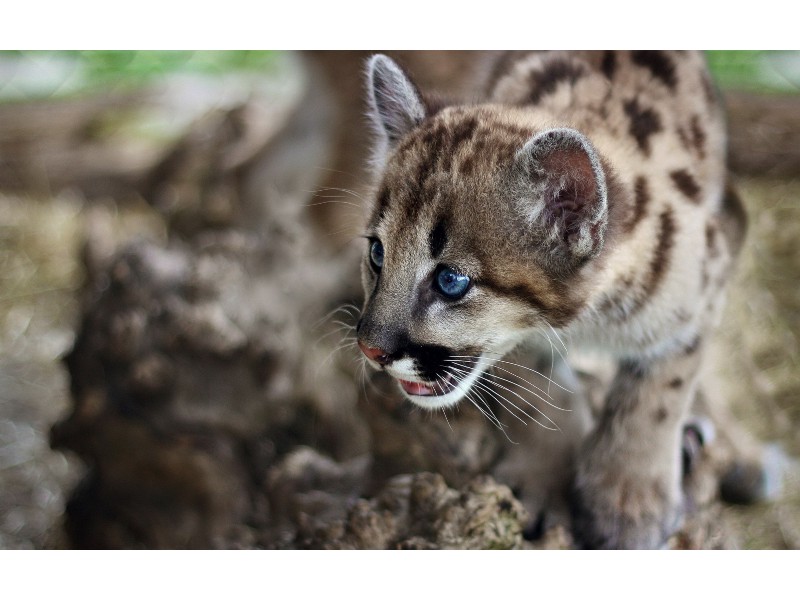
<box><xmin>569</xmin><ymin>476</ymin><xmax>684</xmax><ymax>549</ymax></box>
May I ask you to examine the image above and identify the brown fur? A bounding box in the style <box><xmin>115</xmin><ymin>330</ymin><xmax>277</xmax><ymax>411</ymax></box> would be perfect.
<box><xmin>356</xmin><ymin>51</ymin><xmax>750</xmax><ymax>548</ymax></box>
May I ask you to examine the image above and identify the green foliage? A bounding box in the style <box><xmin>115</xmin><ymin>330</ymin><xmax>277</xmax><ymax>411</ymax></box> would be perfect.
<box><xmin>73</xmin><ymin>50</ymin><xmax>279</xmax><ymax>84</ymax></box>
<box><xmin>707</xmin><ymin>50</ymin><xmax>800</xmax><ymax>93</ymax></box>
<box><xmin>0</xmin><ymin>51</ymin><xmax>282</xmax><ymax>101</ymax></box>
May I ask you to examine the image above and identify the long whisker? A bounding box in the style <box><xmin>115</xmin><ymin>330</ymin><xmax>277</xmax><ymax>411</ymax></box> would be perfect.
<box><xmin>447</xmin><ymin>357</ymin><xmax>555</xmax><ymax>402</ymax></box>
<box><xmin>465</xmin><ymin>376</ymin><xmax>532</xmax><ymax>426</ymax></box>
<box><xmin>437</xmin><ymin>373</ymin><xmax>454</xmax><ymax>432</ymax></box>
<box><xmin>330</xmin><ymin>319</ymin><xmax>357</xmax><ymax>330</ymax></box>
<box><xmin>441</xmin><ymin>408</ymin><xmax>453</xmax><ymax>430</ymax></box>
<box><xmin>467</xmin><ymin>386</ymin><xmax>512</xmax><ymax>438</ymax></box>
<box><xmin>445</xmin><ymin>364</ymin><xmax>527</xmax><ymax>416</ymax></box>
<box><xmin>356</xmin><ymin>356</ymin><xmax>391</xmax><ymax>400</ymax></box>
<box><xmin>546</xmin><ymin>323</ymin><xmax>569</xmax><ymax>357</ymax></box>
<box><xmin>446</xmin><ymin>359</ymin><xmax>571</xmax><ymax>412</ymax></box>
<box><xmin>357</xmin><ymin>357</ymin><xmax>370</xmax><ymax>401</ymax></box>
<box><xmin>306</xmin><ymin>199</ymin><xmax>363</xmax><ymax>209</ymax></box>
<box><xmin>445</xmin><ymin>365</ymin><xmax>558</xmax><ymax>431</ymax></box>
<box><xmin>312</xmin><ymin>166</ymin><xmax>359</xmax><ymax>177</ymax></box>
<box><xmin>319</xmin><ymin>337</ymin><xmax>359</xmax><ymax>370</ymax></box>
<box><xmin>315</xmin><ymin>324</ymin><xmax>355</xmax><ymax>345</ymax></box>
<box><xmin>312</xmin><ymin>303</ymin><xmax>360</xmax><ymax>330</ymax></box>
<box><xmin>311</xmin><ymin>186</ymin><xmax>366</xmax><ymax>200</ymax></box>
<box><xmin>323</xmin><ymin>225</ymin><xmax>365</xmax><ymax>241</ymax></box>
<box><xmin>448</xmin><ymin>367</ymin><xmax>522</xmax><ymax>442</ymax></box>
<box><xmin>446</xmin><ymin>363</ymin><xmax>560</xmax><ymax>429</ymax></box>
<box><xmin>446</xmin><ymin>357</ymin><xmax>557</xmax><ymax>403</ymax></box>
<box><xmin>544</xmin><ymin>330</ymin><xmax>555</xmax><ymax>396</ymax></box>
<box><xmin>450</xmin><ymin>354</ymin><xmax>573</xmax><ymax>394</ymax></box>
<box><xmin>469</xmin><ymin>388</ymin><xmax>518</xmax><ymax>444</ymax></box>
<box><xmin>443</xmin><ymin>367</ymin><xmax>507</xmax><ymax>431</ymax></box>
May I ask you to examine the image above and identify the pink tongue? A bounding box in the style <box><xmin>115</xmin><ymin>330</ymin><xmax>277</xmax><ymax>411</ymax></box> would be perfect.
<box><xmin>399</xmin><ymin>379</ymin><xmax>436</xmax><ymax>396</ymax></box>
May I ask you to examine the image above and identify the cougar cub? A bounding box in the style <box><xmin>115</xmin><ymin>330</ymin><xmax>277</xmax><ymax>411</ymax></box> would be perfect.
<box><xmin>355</xmin><ymin>51</ymin><xmax>747</xmax><ymax>548</ymax></box>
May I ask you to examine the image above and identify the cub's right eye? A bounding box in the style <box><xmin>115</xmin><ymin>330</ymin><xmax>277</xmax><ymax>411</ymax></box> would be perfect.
<box><xmin>369</xmin><ymin>240</ymin><xmax>384</xmax><ymax>270</ymax></box>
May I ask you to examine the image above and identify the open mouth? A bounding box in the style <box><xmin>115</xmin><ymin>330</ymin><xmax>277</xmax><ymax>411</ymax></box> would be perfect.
<box><xmin>397</xmin><ymin>373</ymin><xmax>459</xmax><ymax>397</ymax></box>
<box><xmin>395</xmin><ymin>355</ymin><xmax>479</xmax><ymax>398</ymax></box>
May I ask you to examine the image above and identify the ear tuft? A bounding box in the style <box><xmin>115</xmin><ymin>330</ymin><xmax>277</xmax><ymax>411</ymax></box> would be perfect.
<box><xmin>366</xmin><ymin>54</ymin><xmax>426</xmax><ymax>163</ymax></box>
<box><xmin>515</xmin><ymin>128</ymin><xmax>608</xmax><ymax>267</ymax></box>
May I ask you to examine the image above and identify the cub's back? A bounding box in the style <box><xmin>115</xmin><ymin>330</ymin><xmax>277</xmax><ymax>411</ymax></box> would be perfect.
<box><xmin>486</xmin><ymin>51</ymin><xmax>726</xmax><ymax>211</ymax></box>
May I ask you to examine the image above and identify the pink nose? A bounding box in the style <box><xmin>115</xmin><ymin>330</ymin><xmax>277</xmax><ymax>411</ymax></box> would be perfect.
<box><xmin>358</xmin><ymin>341</ymin><xmax>391</xmax><ymax>365</ymax></box>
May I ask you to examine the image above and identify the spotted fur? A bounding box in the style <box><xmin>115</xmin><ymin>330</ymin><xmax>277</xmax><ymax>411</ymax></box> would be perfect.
<box><xmin>356</xmin><ymin>52</ymin><xmax>746</xmax><ymax>548</ymax></box>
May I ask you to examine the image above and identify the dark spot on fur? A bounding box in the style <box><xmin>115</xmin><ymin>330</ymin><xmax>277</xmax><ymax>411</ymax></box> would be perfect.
<box><xmin>481</xmin><ymin>278</ymin><xmax>549</xmax><ymax>314</ymax></box>
<box><xmin>674</xmin><ymin>309</ymin><xmax>691</xmax><ymax>324</ymax></box>
<box><xmin>376</xmin><ymin>187</ymin><xmax>390</xmax><ymax>221</ymax></box>
<box><xmin>649</xmin><ymin>209</ymin><xmax>676</xmax><ymax>291</ymax></box>
<box><xmin>625</xmin><ymin>176</ymin><xmax>650</xmax><ymax>233</ymax></box>
<box><xmin>429</xmin><ymin>219</ymin><xmax>447</xmax><ymax>259</ymax></box>
<box><xmin>701</xmin><ymin>259</ymin><xmax>710</xmax><ymax>290</ymax></box>
<box><xmin>488</xmin><ymin>123</ymin><xmax>534</xmax><ymax>141</ymax></box>
<box><xmin>449</xmin><ymin>117</ymin><xmax>478</xmax><ymax>153</ymax></box>
<box><xmin>690</xmin><ymin>115</ymin><xmax>706</xmax><ymax>158</ymax></box>
<box><xmin>527</xmin><ymin>59</ymin><xmax>586</xmax><ymax>105</ymax></box>
<box><xmin>498</xmin><ymin>499</ymin><xmax>513</xmax><ymax>512</ymax></box>
<box><xmin>405</xmin><ymin>125</ymin><xmax>449</xmax><ymax>217</ymax></box>
<box><xmin>701</xmin><ymin>72</ymin><xmax>718</xmax><ymax>107</ymax></box>
<box><xmin>619</xmin><ymin>359</ymin><xmax>649</xmax><ymax>380</ymax></box>
<box><xmin>413</xmin><ymin>151</ymin><xmax>436</xmax><ymax>193</ymax></box>
<box><xmin>623</xmin><ymin>98</ymin><xmax>662</xmax><ymax>155</ymax></box>
<box><xmin>480</xmin><ymin>275</ymin><xmax>581</xmax><ymax>327</ymax></box>
<box><xmin>683</xmin><ymin>335</ymin><xmax>702</xmax><ymax>355</ymax></box>
<box><xmin>654</xmin><ymin>407</ymin><xmax>669</xmax><ymax>423</ymax></box>
<box><xmin>705</xmin><ymin>223</ymin><xmax>715</xmax><ymax>249</ymax></box>
<box><xmin>459</xmin><ymin>153</ymin><xmax>476</xmax><ymax>176</ymax></box>
<box><xmin>670</xmin><ymin>169</ymin><xmax>701</xmax><ymax>203</ymax></box>
<box><xmin>668</xmin><ymin>377</ymin><xmax>683</xmax><ymax>389</ymax></box>
<box><xmin>596</xmin><ymin>274</ymin><xmax>635</xmax><ymax>319</ymax></box>
<box><xmin>601</xmin><ymin>51</ymin><xmax>617</xmax><ymax>79</ymax></box>
<box><xmin>630</xmin><ymin>208</ymin><xmax>675</xmax><ymax>313</ymax></box>
<box><xmin>631</xmin><ymin>50</ymin><xmax>677</xmax><ymax>89</ymax></box>
<box><xmin>676</xmin><ymin>126</ymin><xmax>692</xmax><ymax>152</ymax></box>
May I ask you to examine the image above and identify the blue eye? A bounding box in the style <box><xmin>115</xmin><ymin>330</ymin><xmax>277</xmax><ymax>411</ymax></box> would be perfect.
<box><xmin>435</xmin><ymin>266</ymin><xmax>471</xmax><ymax>299</ymax></box>
<box><xmin>369</xmin><ymin>240</ymin><xmax>384</xmax><ymax>269</ymax></box>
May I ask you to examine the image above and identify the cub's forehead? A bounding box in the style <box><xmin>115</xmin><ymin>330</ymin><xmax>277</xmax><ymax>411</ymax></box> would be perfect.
<box><xmin>389</xmin><ymin>107</ymin><xmax>534</xmax><ymax>179</ymax></box>
<box><xmin>369</xmin><ymin>106</ymin><xmax>534</xmax><ymax>232</ymax></box>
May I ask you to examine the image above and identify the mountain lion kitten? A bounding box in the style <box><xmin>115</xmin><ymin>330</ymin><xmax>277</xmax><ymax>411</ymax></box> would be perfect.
<box><xmin>355</xmin><ymin>51</ymin><xmax>747</xmax><ymax>549</ymax></box>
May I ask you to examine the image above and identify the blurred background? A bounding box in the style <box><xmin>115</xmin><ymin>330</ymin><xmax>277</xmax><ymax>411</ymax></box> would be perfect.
<box><xmin>1</xmin><ymin>51</ymin><xmax>799</xmax><ymax>549</ymax></box>
<box><xmin>0</xmin><ymin>51</ymin><xmax>303</xmax><ymax>549</ymax></box>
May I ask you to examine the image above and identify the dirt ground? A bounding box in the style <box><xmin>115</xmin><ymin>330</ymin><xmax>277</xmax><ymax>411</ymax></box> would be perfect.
<box><xmin>1</xmin><ymin>59</ymin><xmax>799</xmax><ymax>549</ymax></box>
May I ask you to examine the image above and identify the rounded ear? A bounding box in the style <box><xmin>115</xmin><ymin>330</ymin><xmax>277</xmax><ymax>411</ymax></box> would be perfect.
<box><xmin>366</xmin><ymin>54</ymin><xmax>426</xmax><ymax>163</ymax></box>
<box><xmin>515</xmin><ymin>128</ymin><xmax>609</xmax><ymax>266</ymax></box>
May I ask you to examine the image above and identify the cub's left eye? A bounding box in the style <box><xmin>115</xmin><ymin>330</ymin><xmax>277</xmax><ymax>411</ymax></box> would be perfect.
<box><xmin>369</xmin><ymin>239</ymin><xmax>384</xmax><ymax>270</ymax></box>
<box><xmin>435</xmin><ymin>266</ymin><xmax>471</xmax><ymax>300</ymax></box>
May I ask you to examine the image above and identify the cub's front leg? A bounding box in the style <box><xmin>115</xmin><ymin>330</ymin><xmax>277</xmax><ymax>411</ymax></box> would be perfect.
<box><xmin>570</xmin><ymin>340</ymin><xmax>702</xmax><ymax>549</ymax></box>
